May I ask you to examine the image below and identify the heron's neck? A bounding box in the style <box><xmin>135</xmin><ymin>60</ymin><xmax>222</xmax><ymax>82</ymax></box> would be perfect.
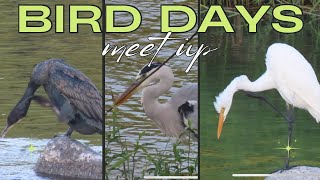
<box><xmin>141</xmin><ymin>73</ymin><xmax>173</xmax><ymax>118</ymax></box>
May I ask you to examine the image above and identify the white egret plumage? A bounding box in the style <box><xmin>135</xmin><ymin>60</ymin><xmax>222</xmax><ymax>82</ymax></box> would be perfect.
<box><xmin>214</xmin><ymin>43</ymin><xmax>320</xmax><ymax>168</ymax></box>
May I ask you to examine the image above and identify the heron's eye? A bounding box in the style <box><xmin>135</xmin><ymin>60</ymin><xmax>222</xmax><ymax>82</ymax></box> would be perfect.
<box><xmin>139</xmin><ymin>73</ymin><xmax>146</xmax><ymax>79</ymax></box>
<box><xmin>136</xmin><ymin>73</ymin><xmax>145</xmax><ymax>81</ymax></box>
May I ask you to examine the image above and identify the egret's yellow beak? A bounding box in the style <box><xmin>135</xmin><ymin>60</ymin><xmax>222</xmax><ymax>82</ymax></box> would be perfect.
<box><xmin>113</xmin><ymin>78</ymin><xmax>144</xmax><ymax>107</ymax></box>
<box><xmin>217</xmin><ymin>107</ymin><xmax>225</xmax><ymax>140</ymax></box>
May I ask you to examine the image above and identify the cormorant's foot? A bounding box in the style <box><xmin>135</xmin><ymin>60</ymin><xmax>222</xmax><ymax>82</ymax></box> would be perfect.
<box><xmin>53</xmin><ymin>134</ymin><xmax>71</xmax><ymax>138</ymax></box>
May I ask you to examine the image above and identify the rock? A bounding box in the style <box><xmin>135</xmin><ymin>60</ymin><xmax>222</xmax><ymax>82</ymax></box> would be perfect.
<box><xmin>265</xmin><ymin>166</ymin><xmax>320</xmax><ymax>180</ymax></box>
<box><xmin>34</xmin><ymin>136</ymin><xmax>102</xmax><ymax>179</ymax></box>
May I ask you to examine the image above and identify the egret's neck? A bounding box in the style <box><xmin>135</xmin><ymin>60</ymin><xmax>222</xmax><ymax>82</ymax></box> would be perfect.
<box><xmin>214</xmin><ymin>77</ymin><xmax>241</xmax><ymax>114</ymax></box>
<box><xmin>141</xmin><ymin>70</ymin><xmax>174</xmax><ymax>118</ymax></box>
<box><xmin>222</xmin><ymin>78</ymin><xmax>239</xmax><ymax>98</ymax></box>
<box><xmin>223</xmin><ymin>73</ymin><xmax>274</xmax><ymax>96</ymax></box>
<box><xmin>215</xmin><ymin>74</ymin><xmax>274</xmax><ymax>113</ymax></box>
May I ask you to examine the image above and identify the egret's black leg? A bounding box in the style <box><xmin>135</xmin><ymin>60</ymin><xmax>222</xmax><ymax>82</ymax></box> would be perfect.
<box><xmin>242</xmin><ymin>91</ymin><xmax>296</xmax><ymax>171</ymax></box>
<box><xmin>284</xmin><ymin>104</ymin><xmax>294</xmax><ymax>170</ymax></box>
<box><xmin>243</xmin><ymin>91</ymin><xmax>287</xmax><ymax>118</ymax></box>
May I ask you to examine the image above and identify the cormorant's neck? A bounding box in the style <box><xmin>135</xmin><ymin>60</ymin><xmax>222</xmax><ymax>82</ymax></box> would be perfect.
<box><xmin>10</xmin><ymin>81</ymin><xmax>40</xmax><ymax>117</ymax></box>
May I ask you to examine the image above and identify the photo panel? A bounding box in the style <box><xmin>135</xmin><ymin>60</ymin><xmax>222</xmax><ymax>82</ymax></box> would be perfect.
<box><xmin>200</xmin><ymin>1</ymin><xmax>320</xmax><ymax>179</ymax></box>
<box><xmin>105</xmin><ymin>0</ymin><xmax>199</xmax><ymax>179</ymax></box>
<box><xmin>0</xmin><ymin>1</ymin><xmax>103</xmax><ymax>179</ymax></box>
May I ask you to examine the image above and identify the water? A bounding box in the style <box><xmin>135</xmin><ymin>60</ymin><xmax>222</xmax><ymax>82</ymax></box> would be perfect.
<box><xmin>0</xmin><ymin>0</ymin><xmax>102</xmax><ymax>179</ymax></box>
<box><xmin>105</xmin><ymin>0</ymin><xmax>198</xmax><ymax>177</ymax></box>
<box><xmin>200</xmin><ymin>16</ymin><xmax>320</xmax><ymax>179</ymax></box>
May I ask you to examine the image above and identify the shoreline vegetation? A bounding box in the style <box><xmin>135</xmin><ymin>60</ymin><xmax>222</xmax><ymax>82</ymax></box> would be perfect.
<box><xmin>199</xmin><ymin>0</ymin><xmax>320</xmax><ymax>54</ymax></box>
<box><xmin>200</xmin><ymin>0</ymin><xmax>320</xmax><ymax>16</ymax></box>
<box><xmin>105</xmin><ymin>108</ymin><xmax>198</xmax><ymax>179</ymax></box>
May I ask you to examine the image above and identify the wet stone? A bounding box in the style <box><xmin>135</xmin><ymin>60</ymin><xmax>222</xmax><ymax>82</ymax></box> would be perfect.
<box><xmin>34</xmin><ymin>136</ymin><xmax>102</xmax><ymax>179</ymax></box>
<box><xmin>265</xmin><ymin>166</ymin><xmax>320</xmax><ymax>180</ymax></box>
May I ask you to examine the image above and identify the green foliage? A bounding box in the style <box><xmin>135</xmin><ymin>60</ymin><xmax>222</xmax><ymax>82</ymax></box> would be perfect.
<box><xmin>200</xmin><ymin>0</ymin><xmax>320</xmax><ymax>16</ymax></box>
<box><xmin>105</xmin><ymin>109</ymin><xmax>198</xmax><ymax>179</ymax></box>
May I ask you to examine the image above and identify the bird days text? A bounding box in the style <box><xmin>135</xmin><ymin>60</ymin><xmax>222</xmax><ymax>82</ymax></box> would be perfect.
<box><xmin>18</xmin><ymin>5</ymin><xmax>303</xmax><ymax>33</ymax></box>
<box><xmin>18</xmin><ymin>5</ymin><xmax>303</xmax><ymax>72</ymax></box>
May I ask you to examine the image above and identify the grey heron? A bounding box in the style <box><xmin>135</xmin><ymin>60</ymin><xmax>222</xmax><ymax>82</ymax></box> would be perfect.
<box><xmin>1</xmin><ymin>59</ymin><xmax>102</xmax><ymax>138</ymax></box>
<box><xmin>113</xmin><ymin>62</ymin><xmax>198</xmax><ymax>140</ymax></box>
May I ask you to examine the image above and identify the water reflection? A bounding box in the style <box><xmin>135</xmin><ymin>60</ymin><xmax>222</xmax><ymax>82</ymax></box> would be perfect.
<box><xmin>200</xmin><ymin>15</ymin><xmax>320</xmax><ymax>179</ymax></box>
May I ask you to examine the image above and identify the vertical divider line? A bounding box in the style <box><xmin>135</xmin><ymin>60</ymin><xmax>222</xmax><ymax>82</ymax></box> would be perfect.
<box><xmin>102</xmin><ymin>0</ymin><xmax>106</xmax><ymax>179</ymax></box>
<box><xmin>197</xmin><ymin>0</ymin><xmax>200</xmax><ymax>179</ymax></box>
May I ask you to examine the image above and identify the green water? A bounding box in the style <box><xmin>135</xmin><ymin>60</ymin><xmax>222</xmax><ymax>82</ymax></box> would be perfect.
<box><xmin>0</xmin><ymin>0</ymin><xmax>102</xmax><ymax>179</ymax></box>
<box><xmin>200</xmin><ymin>17</ymin><xmax>320</xmax><ymax>179</ymax></box>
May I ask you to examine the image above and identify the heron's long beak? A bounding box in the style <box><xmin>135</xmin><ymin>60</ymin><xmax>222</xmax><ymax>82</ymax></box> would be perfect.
<box><xmin>113</xmin><ymin>79</ymin><xmax>144</xmax><ymax>107</ymax></box>
<box><xmin>217</xmin><ymin>107</ymin><xmax>225</xmax><ymax>140</ymax></box>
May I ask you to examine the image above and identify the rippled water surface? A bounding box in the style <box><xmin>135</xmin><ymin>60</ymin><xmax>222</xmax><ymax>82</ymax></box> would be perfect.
<box><xmin>105</xmin><ymin>0</ymin><xmax>198</xmax><ymax>177</ymax></box>
<box><xmin>0</xmin><ymin>0</ymin><xmax>102</xmax><ymax>179</ymax></box>
<box><xmin>200</xmin><ymin>16</ymin><xmax>320</xmax><ymax>179</ymax></box>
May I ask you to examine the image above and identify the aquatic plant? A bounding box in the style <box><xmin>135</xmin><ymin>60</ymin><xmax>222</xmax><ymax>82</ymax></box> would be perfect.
<box><xmin>105</xmin><ymin>108</ymin><xmax>198</xmax><ymax>179</ymax></box>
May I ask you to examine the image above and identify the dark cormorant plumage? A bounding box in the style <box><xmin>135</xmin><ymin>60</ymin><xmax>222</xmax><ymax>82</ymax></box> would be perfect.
<box><xmin>1</xmin><ymin>59</ymin><xmax>102</xmax><ymax>137</ymax></box>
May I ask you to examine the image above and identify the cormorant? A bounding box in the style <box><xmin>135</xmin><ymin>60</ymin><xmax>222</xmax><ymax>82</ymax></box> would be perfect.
<box><xmin>1</xmin><ymin>59</ymin><xmax>102</xmax><ymax>137</ymax></box>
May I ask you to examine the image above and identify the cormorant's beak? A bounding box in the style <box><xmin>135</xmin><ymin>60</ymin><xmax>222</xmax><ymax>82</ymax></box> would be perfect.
<box><xmin>113</xmin><ymin>78</ymin><xmax>144</xmax><ymax>107</ymax></box>
<box><xmin>217</xmin><ymin>107</ymin><xmax>225</xmax><ymax>140</ymax></box>
<box><xmin>0</xmin><ymin>125</ymin><xmax>13</xmax><ymax>138</ymax></box>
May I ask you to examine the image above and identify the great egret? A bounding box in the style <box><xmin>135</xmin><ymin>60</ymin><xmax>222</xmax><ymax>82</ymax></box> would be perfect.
<box><xmin>1</xmin><ymin>59</ymin><xmax>102</xmax><ymax>138</ymax></box>
<box><xmin>113</xmin><ymin>62</ymin><xmax>198</xmax><ymax>139</ymax></box>
<box><xmin>214</xmin><ymin>43</ymin><xmax>320</xmax><ymax>168</ymax></box>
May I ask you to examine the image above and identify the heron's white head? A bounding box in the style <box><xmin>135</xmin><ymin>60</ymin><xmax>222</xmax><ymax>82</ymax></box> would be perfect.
<box><xmin>213</xmin><ymin>75</ymin><xmax>249</xmax><ymax>140</ymax></box>
<box><xmin>113</xmin><ymin>62</ymin><xmax>171</xmax><ymax>107</ymax></box>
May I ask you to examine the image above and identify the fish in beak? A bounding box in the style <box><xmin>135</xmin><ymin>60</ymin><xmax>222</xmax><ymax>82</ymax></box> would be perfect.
<box><xmin>217</xmin><ymin>107</ymin><xmax>225</xmax><ymax>140</ymax></box>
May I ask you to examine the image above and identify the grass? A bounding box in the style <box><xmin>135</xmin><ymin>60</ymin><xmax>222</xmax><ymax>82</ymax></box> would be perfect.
<box><xmin>105</xmin><ymin>108</ymin><xmax>198</xmax><ymax>179</ymax></box>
